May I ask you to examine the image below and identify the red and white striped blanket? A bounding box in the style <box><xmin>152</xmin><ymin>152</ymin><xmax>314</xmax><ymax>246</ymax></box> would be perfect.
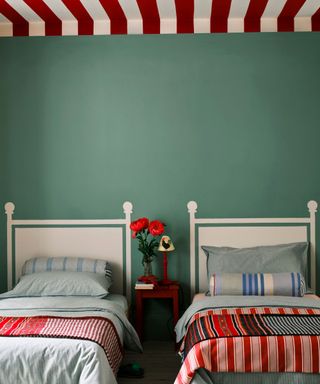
<box><xmin>0</xmin><ymin>316</ymin><xmax>123</xmax><ymax>374</ymax></box>
<box><xmin>175</xmin><ymin>307</ymin><xmax>320</xmax><ymax>384</ymax></box>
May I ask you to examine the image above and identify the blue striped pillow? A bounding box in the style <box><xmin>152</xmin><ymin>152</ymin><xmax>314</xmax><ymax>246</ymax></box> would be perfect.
<box><xmin>209</xmin><ymin>272</ymin><xmax>305</xmax><ymax>297</ymax></box>
<box><xmin>22</xmin><ymin>257</ymin><xmax>112</xmax><ymax>281</ymax></box>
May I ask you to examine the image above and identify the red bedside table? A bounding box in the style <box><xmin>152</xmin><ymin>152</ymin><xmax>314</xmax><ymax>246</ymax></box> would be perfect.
<box><xmin>135</xmin><ymin>283</ymin><xmax>180</xmax><ymax>341</ymax></box>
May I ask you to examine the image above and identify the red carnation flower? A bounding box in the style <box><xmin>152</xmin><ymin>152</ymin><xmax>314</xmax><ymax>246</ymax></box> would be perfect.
<box><xmin>130</xmin><ymin>217</ymin><xmax>149</xmax><ymax>236</ymax></box>
<box><xmin>149</xmin><ymin>220</ymin><xmax>165</xmax><ymax>237</ymax></box>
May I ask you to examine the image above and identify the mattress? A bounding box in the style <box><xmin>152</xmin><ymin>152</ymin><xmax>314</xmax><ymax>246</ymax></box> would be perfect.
<box><xmin>191</xmin><ymin>370</ymin><xmax>320</xmax><ymax>384</ymax></box>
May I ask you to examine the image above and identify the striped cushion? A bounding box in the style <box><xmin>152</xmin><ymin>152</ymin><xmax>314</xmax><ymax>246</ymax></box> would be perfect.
<box><xmin>209</xmin><ymin>272</ymin><xmax>305</xmax><ymax>297</ymax></box>
<box><xmin>22</xmin><ymin>257</ymin><xmax>112</xmax><ymax>280</ymax></box>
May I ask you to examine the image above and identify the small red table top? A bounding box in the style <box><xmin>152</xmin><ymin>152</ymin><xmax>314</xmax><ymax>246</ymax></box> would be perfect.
<box><xmin>135</xmin><ymin>282</ymin><xmax>179</xmax><ymax>295</ymax></box>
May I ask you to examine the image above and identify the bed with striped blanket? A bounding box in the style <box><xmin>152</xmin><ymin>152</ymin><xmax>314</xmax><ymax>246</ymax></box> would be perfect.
<box><xmin>175</xmin><ymin>296</ymin><xmax>320</xmax><ymax>384</ymax></box>
<box><xmin>0</xmin><ymin>296</ymin><xmax>141</xmax><ymax>384</ymax></box>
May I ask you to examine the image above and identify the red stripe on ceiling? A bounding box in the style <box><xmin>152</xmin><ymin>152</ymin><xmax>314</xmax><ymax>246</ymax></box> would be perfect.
<box><xmin>175</xmin><ymin>0</ymin><xmax>194</xmax><ymax>33</ymax></box>
<box><xmin>311</xmin><ymin>7</ymin><xmax>320</xmax><ymax>31</ymax></box>
<box><xmin>0</xmin><ymin>0</ymin><xmax>28</xmax><ymax>36</ymax></box>
<box><xmin>210</xmin><ymin>0</ymin><xmax>232</xmax><ymax>33</ymax></box>
<box><xmin>61</xmin><ymin>0</ymin><xmax>93</xmax><ymax>35</ymax></box>
<box><xmin>136</xmin><ymin>0</ymin><xmax>160</xmax><ymax>34</ymax></box>
<box><xmin>278</xmin><ymin>0</ymin><xmax>307</xmax><ymax>31</ymax></box>
<box><xmin>244</xmin><ymin>0</ymin><xmax>269</xmax><ymax>32</ymax></box>
<box><xmin>99</xmin><ymin>0</ymin><xmax>127</xmax><ymax>34</ymax></box>
<box><xmin>23</xmin><ymin>0</ymin><xmax>62</xmax><ymax>36</ymax></box>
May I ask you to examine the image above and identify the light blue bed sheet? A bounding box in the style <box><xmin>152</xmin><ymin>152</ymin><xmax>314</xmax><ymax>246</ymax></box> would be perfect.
<box><xmin>0</xmin><ymin>296</ymin><xmax>142</xmax><ymax>384</ymax></box>
<box><xmin>175</xmin><ymin>296</ymin><xmax>320</xmax><ymax>384</ymax></box>
<box><xmin>192</xmin><ymin>369</ymin><xmax>320</xmax><ymax>384</ymax></box>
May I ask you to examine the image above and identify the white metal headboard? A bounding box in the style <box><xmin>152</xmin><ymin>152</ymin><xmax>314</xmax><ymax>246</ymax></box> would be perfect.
<box><xmin>5</xmin><ymin>201</ymin><xmax>133</xmax><ymax>301</ymax></box>
<box><xmin>188</xmin><ymin>200</ymin><xmax>318</xmax><ymax>298</ymax></box>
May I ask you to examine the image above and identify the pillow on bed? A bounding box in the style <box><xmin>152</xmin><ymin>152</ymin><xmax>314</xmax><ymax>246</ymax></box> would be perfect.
<box><xmin>22</xmin><ymin>257</ymin><xmax>112</xmax><ymax>281</ymax></box>
<box><xmin>2</xmin><ymin>271</ymin><xmax>110</xmax><ymax>298</ymax></box>
<box><xmin>209</xmin><ymin>272</ymin><xmax>306</xmax><ymax>297</ymax></box>
<box><xmin>202</xmin><ymin>242</ymin><xmax>309</xmax><ymax>288</ymax></box>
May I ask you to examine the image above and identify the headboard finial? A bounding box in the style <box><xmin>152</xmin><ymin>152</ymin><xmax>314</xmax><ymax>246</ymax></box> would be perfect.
<box><xmin>123</xmin><ymin>201</ymin><xmax>133</xmax><ymax>214</ymax></box>
<box><xmin>5</xmin><ymin>202</ymin><xmax>15</xmax><ymax>216</ymax></box>
<box><xmin>187</xmin><ymin>201</ymin><xmax>198</xmax><ymax>214</ymax></box>
<box><xmin>308</xmin><ymin>200</ymin><xmax>318</xmax><ymax>213</ymax></box>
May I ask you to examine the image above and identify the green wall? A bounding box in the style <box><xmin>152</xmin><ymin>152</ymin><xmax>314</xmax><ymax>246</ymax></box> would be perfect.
<box><xmin>1</xmin><ymin>33</ymin><xmax>320</xmax><ymax>339</ymax></box>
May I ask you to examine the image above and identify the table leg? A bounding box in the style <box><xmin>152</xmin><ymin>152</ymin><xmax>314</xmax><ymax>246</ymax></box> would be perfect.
<box><xmin>136</xmin><ymin>293</ymin><xmax>143</xmax><ymax>341</ymax></box>
<box><xmin>173</xmin><ymin>291</ymin><xmax>179</xmax><ymax>327</ymax></box>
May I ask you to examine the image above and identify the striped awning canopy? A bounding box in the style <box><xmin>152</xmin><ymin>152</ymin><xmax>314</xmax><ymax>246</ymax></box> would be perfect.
<box><xmin>0</xmin><ymin>0</ymin><xmax>319</xmax><ymax>37</ymax></box>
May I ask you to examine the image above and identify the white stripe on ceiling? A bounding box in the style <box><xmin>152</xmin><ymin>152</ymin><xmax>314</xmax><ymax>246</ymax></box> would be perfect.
<box><xmin>194</xmin><ymin>0</ymin><xmax>212</xmax><ymax>33</ymax></box>
<box><xmin>260</xmin><ymin>17</ymin><xmax>276</xmax><ymax>32</ymax></box>
<box><xmin>296</xmin><ymin>0</ymin><xmax>320</xmax><ymax>16</ymax></box>
<box><xmin>6</xmin><ymin>0</ymin><xmax>42</xmax><ymax>21</ymax></box>
<box><xmin>228</xmin><ymin>0</ymin><xmax>250</xmax><ymax>17</ymax></box>
<box><xmin>118</xmin><ymin>0</ymin><xmax>142</xmax><ymax>34</ymax></box>
<box><xmin>80</xmin><ymin>0</ymin><xmax>110</xmax><ymax>35</ymax></box>
<box><xmin>80</xmin><ymin>0</ymin><xmax>109</xmax><ymax>20</ymax></box>
<box><xmin>262</xmin><ymin>0</ymin><xmax>287</xmax><ymax>17</ymax></box>
<box><xmin>29</xmin><ymin>22</ymin><xmax>46</xmax><ymax>36</ymax></box>
<box><xmin>194</xmin><ymin>0</ymin><xmax>213</xmax><ymax>18</ymax></box>
<box><xmin>43</xmin><ymin>0</ymin><xmax>78</xmax><ymax>35</ymax></box>
<box><xmin>261</xmin><ymin>0</ymin><xmax>286</xmax><ymax>32</ymax></box>
<box><xmin>92</xmin><ymin>20</ymin><xmax>110</xmax><ymax>35</ymax></box>
<box><xmin>156</xmin><ymin>0</ymin><xmax>176</xmax><ymax>34</ymax></box>
<box><xmin>43</xmin><ymin>0</ymin><xmax>76</xmax><ymax>20</ymax></box>
<box><xmin>295</xmin><ymin>0</ymin><xmax>320</xmax><ymax>30</ymax></box>
<box><xmin>295</xmin><ymin>17</ymin><xmax>311</xmax><ymax>31</ymax></box>
<box><xmin>61</xmin><ymin>20</ymin><xmax>78</xmax><ymax>35</ymax></box>
<box><xmin>0</xmin><ymin>13</ymin><xmax>12</xmax><ymax>36</ymax></box>
<box><xmin>6</xmin><ymin>0</ymin><xmax>45</xmax><ymax>35</ymax></box>
<box><xmin>228</xmin><ymin>0</ymin><xmax>251</xmax><ymax>32</ymax></box>
<box><xmin>0</xmin><ymin>24</ymin><xmax>12</xmax><ymax>36</ymax></box>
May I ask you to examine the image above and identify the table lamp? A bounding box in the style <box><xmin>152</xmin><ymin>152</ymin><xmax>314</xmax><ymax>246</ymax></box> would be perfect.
<box><xmin>158</xmin><ymin>235</ymin><xmax>175</xmax><ymax>285</ymax></box>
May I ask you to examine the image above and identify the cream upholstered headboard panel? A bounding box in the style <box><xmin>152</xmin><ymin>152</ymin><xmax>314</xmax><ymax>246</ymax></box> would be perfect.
<box><xmin>5</xmin><ymin>201</ymin><xmax>133</xmax><ymax>301</ymax></box>
<box><xmin>187</xmin><ymin>200</ymin><xmax>317</xmax><ymax>297</ymax></box>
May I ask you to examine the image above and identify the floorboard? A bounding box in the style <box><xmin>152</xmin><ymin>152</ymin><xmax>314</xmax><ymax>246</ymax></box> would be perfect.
<box><xmin>118</xmin><ymin>341</ymin><xmax>181</xmax><ymax>384</ymax></box>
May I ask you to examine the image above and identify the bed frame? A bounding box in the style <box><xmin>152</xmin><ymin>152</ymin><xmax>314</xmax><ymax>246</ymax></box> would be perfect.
<box><xmin>188</xmin><ymin>200</ymin><xmax>318</xmax><ymax>298</ymax></box>
<box><xmin>5</xmin><ymin>201</ymin><xmax>133</xmax><ymax>301</ymax></box>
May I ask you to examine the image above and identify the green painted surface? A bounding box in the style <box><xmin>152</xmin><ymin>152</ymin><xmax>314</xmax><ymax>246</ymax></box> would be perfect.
<box><xmin>1</xmin><ymin>33</ymin><xmax>320</xmax><ymax>339</ymax></box>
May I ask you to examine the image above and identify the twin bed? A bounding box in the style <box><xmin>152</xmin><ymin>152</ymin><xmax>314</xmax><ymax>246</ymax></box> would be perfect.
<box><xmin>1</xmin><ymin>199</ymin><xmax>319</xmax><ymax>384</ymax></box>
<box><xmin>175</xmin><ymin>200</ymin><xmax>320</xmax><ymax>384</ymax></box>
<box><xmin>0</xmin><ymin>201</ymin><xmax>141</xmax><ymax>384</ymax></box>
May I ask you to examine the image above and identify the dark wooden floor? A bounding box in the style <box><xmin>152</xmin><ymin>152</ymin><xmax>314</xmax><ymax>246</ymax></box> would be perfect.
<box><xmin>118</xmin><ymin>341</ymin><xmax>181</xmax><ymax>384</ymax></box>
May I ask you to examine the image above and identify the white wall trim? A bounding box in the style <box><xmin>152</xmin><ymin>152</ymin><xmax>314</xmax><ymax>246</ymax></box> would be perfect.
<box><xmin>194</xmin><ymin>218</ymin><xmax>311</xmax><ymax>224</ymax></box>
<box><xmin>9</xmin><ymin>219</ymin><xmax>128</xmax><ymax>225</ymax></box>
<box><xmin>188</xmin><ymin>200</ymin><xmax>318</xmax><ymax>298</ymax></box>
<box><xmin>123</xmin><ymin>201</ymin><xmax>133</xmax><ymax>301</ymax></box>
<box><xmin>4</xmin><ymin>201</ymin><xmax>133</xmax><ymax>303</ymax></box>
<box><xmin>308</xmin><ymin>200</ymin><xmax>318</xmax><ymax>291</ymax></box>
<box><xmin>187</xmin><ymin>201</ymin><xmax>197</xmax><ymax>302</ymax></box>
<box><xmin>4</xmin><ymin>202</ymin><xmax>14</xmax><ymax>291</ymax></box>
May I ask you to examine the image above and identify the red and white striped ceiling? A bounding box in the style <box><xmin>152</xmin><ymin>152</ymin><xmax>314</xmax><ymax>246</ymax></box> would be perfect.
<box><xmin>0</xmin><ymin>0</ymin><xmax>319</xmax><ymax>37</ymax></box>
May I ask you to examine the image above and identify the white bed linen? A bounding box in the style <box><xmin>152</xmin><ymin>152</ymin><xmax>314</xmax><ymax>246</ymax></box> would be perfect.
<box><xmin>106</xmin><ymin>293</ymin><xmax>129</xmax><ymax>314</ymax></box>
<box><xmin>0</xmin><ymin>296</ymin><xmax>141</xmax><ymax>384</ymax></box>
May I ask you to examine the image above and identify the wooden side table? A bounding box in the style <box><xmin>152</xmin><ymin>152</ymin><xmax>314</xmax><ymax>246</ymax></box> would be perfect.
<box><xmin>135</xmin><ymin>283</ymin><xmax>179</xmax><ymax>341</ymax></box>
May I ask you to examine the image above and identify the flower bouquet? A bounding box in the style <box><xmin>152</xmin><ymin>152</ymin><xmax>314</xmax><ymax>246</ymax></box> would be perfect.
<box><xmin>130</xmin><ymin>217</ymin><xmax>165</xmax><ymax>283</ymax></box>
